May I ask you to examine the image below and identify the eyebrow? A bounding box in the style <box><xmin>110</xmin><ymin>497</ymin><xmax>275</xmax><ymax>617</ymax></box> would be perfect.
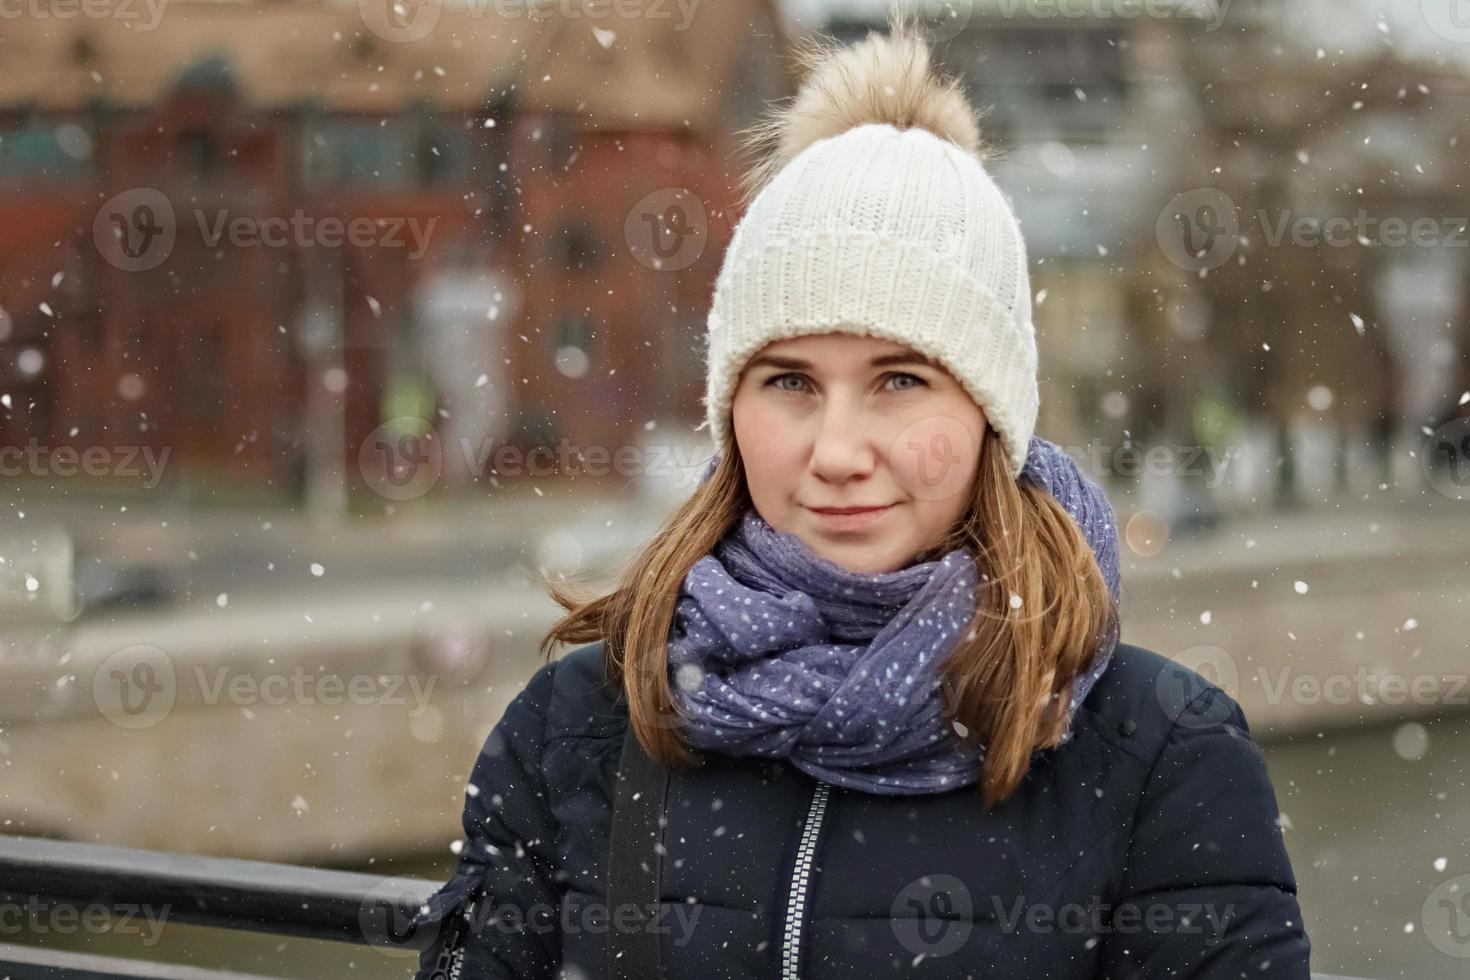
<box><xmin>745</xmin><ymin>351</ymin><xmax>939</xmax><ymax>372</ymax></box>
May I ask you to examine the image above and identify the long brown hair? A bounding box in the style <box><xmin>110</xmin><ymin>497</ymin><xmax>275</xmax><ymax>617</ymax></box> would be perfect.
<box><xmin>536</xmin><ymin>427</ymin><xmax>1117</xmax><ymax>809</ymax></box>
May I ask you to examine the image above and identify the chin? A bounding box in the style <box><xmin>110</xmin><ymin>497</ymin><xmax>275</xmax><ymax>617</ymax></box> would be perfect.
<box><xmin>809</xmin><ymin>540</ymin><xmax>907</xmax><ymax>575</ymax></box>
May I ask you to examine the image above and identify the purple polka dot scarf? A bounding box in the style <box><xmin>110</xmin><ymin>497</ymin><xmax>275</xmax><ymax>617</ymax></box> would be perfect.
<box><xmin>667</xmin><ymin>435</ymin><xmax>1122</xmax><ymax>795</ymax></box>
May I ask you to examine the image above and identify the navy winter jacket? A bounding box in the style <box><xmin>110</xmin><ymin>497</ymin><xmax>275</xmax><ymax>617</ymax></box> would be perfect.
<box><xmin>411</xmin><ymin>639</ymin><xmax>1312</xmax><ymax>978</ymax></box>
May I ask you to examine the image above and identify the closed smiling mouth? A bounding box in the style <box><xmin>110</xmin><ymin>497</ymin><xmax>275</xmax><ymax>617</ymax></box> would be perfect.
<box><xmin>804</xmin><ymin>503</ymin><xmax>895</xmax><ymax>530</ymax></box>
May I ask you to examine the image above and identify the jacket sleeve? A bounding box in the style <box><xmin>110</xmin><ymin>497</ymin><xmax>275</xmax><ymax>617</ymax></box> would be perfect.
<box><xmin>1098</xmin><ymin>687</ymin><xmax>1313</xmax><ymax>979</ymax></box>
<box><xmin>412</xmin><ymin>658</ymin><xmax>563</xmax><ymax>980</ymax></box>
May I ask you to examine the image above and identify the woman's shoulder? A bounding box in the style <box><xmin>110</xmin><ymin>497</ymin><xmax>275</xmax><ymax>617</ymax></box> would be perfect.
<box><xmin>538</xmin><ymin>640</ymin><xmax>629</xmax><ymax>741</ymax></box>
<box><xmin>1076</xmin><ymin>640</ymin><xmax>1253</xmax><ymax>763</ymax></box>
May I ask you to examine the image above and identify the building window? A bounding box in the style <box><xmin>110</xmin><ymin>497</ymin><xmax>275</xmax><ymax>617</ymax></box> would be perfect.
<box><xmin>957</xmin><ymin>26</ymin><xmax>1128</xmax><ymax>140</ymax></box>
<box><xmin>303</xmin><ymin>117</ymin><xmax>413</xmax><ymax>187</ymax></box>
<box><xmin>550</xmin><ymin>311</ymin><xmax>595</xmax><ymax>380</ymax></box>
<box><xmin>184</xmin><ymin>319</ymin><xmax>225</xmax><ymax>425</ymax></box>
<box><xmin>418</xmin><ymin>117</ymin><xmax>470</xmax><ymax>184</ymax></box>
<box><xmin>514</xmin><ymin>404</ymin><xmax>558</xmax><ymax>449</ymax></box>
<box><xmin>122</xmin><ymin>320</ymin><xmax>147</xmax><ymax>361</ymax></box>
<box><xmin>0</xmin><ymin>122</ymin><xmax>91</xmax><ymax>181</ymax></box>
<box><xmin>178</xmin><ymin>129</ymin><xmax>219</xmax><ymax>180</ymax></box>
<box><xmin>553</xmin><ymin>311</ymin><xmax>594</xmax><ymax>350</ymax></box>
<box><xmin>546</xmin><ymin>218</ymin><xmax>602</xmax><ymax>272</ymax></box>
<box><xmin>544</xmin><ymin>117</ymin><xmax>579</xmax><ymax>172</ymax></box>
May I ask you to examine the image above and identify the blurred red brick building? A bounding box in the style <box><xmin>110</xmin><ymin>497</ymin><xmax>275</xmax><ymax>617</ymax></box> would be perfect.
<box><xmin>0</xmin><ymin>0</ymin><xmax>789</xmax><ymax>499</ymax></box>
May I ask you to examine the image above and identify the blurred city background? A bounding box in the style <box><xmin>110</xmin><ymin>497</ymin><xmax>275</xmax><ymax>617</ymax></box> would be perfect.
<box><xmin>1</xmin><ymin>0</ymin><xmax>1469</xmax><ymax>976</ymax></box>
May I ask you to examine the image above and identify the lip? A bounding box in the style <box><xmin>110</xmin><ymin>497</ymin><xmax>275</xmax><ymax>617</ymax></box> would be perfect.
<box><xmin>805</xmin><ymin>503</ymin><xmax>894</xmax><ymax>531</ymax></box>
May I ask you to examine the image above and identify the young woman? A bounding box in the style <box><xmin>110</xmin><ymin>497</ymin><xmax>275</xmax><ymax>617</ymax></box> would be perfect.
<box><xmin>411</xmin><ymin>16</ymin><xmax>1311</xmax><ymax>980</ymax></box>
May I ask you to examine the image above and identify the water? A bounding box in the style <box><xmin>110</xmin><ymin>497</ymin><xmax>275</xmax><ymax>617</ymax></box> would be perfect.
<box><xmin>1266</xmin><ymin>711</ymin><xmax>1470</xmax><ymax>979</ymax></box>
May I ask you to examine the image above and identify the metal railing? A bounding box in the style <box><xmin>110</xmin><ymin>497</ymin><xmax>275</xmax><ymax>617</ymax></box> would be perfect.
<box><xmin>0</xmin><ymin>834</ymin><xmax>437</xmax><ymax>979</ymax></box>
<box><xmin>0</xmin><ymin>834</ymin><xmax>1377</xmax><ymax>980</ymax></box>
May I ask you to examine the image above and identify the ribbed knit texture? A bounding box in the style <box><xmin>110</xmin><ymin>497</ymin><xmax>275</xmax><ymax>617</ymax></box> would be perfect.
<box><xmin>704</xmin><ymin>122</ymin><xmax>1038</xmax><ymax>476</ymax></box>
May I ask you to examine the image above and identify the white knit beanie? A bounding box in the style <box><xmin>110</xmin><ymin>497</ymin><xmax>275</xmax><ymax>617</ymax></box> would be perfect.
<box><xmin>702</xmin><ymin>16</ymin><xmax>1038</xmax><ymax>477</ymax></box>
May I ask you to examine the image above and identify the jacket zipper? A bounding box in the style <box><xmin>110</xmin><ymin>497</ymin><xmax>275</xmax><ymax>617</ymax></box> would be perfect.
<box><xmin>429</xmin><ymin>894</ymin><xmax>478</xmax><ymax>980</ymax></box>
<box><xmin>780</xmin><ymin>780</ymin><xmax>832</xmax><ymax>980</ymax></box>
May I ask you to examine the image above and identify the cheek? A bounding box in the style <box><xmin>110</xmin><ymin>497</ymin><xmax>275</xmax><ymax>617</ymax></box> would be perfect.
<box><xmin>732</xmin><ymin>395</ymin><xmax>801</xmax><ymax>494</ymax></box>
<box><xmin>886</xmin><ymin>412</ymin><xmax>983</xmax><ymax>509</ymax></box>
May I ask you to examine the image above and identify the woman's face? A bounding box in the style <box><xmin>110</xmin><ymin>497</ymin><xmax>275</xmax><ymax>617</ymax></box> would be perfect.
<box><xmin>731</xmin><ymin>332</ymin><xmax>987</xmax><ymax>574</ymax></box>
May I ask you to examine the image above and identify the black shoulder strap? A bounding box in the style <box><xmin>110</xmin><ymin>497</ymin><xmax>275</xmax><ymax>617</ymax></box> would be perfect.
<box><xmin>607</xmin><ymin>723</ymin><xmax>669</xmax><ymax>980</ymax></box>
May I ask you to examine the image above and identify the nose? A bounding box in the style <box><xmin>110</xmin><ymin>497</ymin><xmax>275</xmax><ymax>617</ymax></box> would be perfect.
<box><xmin>808</xmin><ymin>396</ymin><xmax>877</xmax><ymax>484</ymax></box>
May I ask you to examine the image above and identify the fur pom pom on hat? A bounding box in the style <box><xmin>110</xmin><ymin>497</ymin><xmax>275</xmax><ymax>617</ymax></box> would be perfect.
<box><xmin>702</xmin><ymin>12</ymin><xmax>1038</xmax><ymax>477</ymax></box>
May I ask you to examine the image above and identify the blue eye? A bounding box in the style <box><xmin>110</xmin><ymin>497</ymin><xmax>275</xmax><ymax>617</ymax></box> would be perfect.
<box><xmin>884</xmin><ymin>372</ymin><xmax>928</xmax><ymax>392</ymax></box>
<box><xmin>766</xmin><ymin>373</ymin><xmax>810</xmax><ymax>392</ymax></box>
<box><xmin>762</xmin><ymin>372</ymin><xmax>928</xmax><ymax>394</ymax></box>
